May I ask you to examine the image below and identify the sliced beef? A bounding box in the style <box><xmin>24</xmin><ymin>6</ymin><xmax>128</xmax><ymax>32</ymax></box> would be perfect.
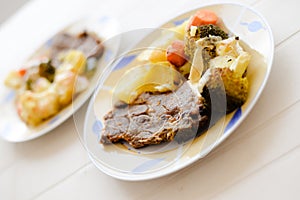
<box><xmin>50</xmin><ymin>31</ymin><xmax>104</xmax><ymax>59</ymax></box>
<box><xmin>100</xmin><ymin>82</ymin><xmax>210</xmax><ymax>148</ymax></box>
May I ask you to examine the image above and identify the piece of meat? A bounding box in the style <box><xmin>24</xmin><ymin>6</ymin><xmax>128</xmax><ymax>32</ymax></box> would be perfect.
<box><xmin>100</xmin><ymin>82</ymin><xmax>210</xmax><ymax>148</ymax></box>
<box><xmin>50</xmin><ymin>31</ymin><xmax>104</xmax><ymax>59</ymax></box>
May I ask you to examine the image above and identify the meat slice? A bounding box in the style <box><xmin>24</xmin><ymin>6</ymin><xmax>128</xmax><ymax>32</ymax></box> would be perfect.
<box><xmin>50</xmin><ymin>31</ymin><xmax>104</xmax><ymax>59</ymax></box>
<box><xmin>100</xmin><ymin>82</ymin><xmax>209</xmax><ymax>148</ymax></box>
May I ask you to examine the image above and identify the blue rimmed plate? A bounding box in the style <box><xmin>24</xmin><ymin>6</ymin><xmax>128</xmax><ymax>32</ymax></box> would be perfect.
<box><xmin>0</xmin><ymin>15</ymin><xmax>119</xmax><ymax>142</ymax></box>
<box><xmin>84</xmin><ymin>3</ymin><xmax>274</xmax><ymax>181</ymax></box>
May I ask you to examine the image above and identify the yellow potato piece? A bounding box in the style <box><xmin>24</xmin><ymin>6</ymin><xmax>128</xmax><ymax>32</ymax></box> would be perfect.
<box><xmin>149</xmin><ymin>49</ymin><xmax>167</xmax><ymax>63</ymax></box>
<box><xmin>138</xmin><ymin>21</ymin><xmax>188</xmax><ymax>63</ymax></box>
<box><xmin>169</xmin><ymin>20</ymin><xmax>188</xmax><ymax>38</ymax></box>
<box><xmin>230</xmin><ymin>51</ymin><xmax>251</xmax><ymax>77</ymax></box>
<box><xmin>113</xmin><ymin>62</ymin><xmax>184</xmax><ymax>104</ymax></box>
<box><xmin>59</xmin><ymin>50</ymin><xmax>87</xmax><ymax>74</ymax></box>
<box><xmin>4</xmin><ymin>70</ymin><xmax>23</xmax><ymax>89</ymax></box>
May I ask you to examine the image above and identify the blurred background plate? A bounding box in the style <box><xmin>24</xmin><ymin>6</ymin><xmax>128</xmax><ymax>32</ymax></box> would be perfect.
<box><xmin>0</xmin><ymin>15</ymin><xmax>120</xmax><ymax>142</ymax></box>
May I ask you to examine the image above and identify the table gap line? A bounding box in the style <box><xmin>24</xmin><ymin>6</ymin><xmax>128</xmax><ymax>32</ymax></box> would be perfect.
<box><xmin>207</xmin><ymin>144</ymin><xmax>300</xmax><ymax>200</ymax></box>
<box><xmin>29</xmin><ymin>161</ymin><xmax>93</xmax><ymax>200</ymax></box>
<box><xmin>275</xmin><ymin>29</ymin><xmax>300</xmax><ymax>49</ymax></box>
<box><xmin>205</xmin><ymin>98</ymin><xmax>300</xmax><ymax>160</ymax></box>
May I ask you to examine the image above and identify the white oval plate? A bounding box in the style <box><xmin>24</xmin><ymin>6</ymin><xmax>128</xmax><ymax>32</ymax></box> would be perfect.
<box><xmin>84</xmin><ymin>3</ymin><xmax>274</xmax><ymax>181</ymax></box>
<box><xmin>0</xmin><ymin>15</ymin><xmax>119</xmax><ymax>142</ymax></box>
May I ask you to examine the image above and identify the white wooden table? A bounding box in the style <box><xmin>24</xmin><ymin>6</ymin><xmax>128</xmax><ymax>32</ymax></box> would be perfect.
<box><xmin>1</xmin><ymin>0</ymin><xmax>300</xmax><ymax>199</ymax></box>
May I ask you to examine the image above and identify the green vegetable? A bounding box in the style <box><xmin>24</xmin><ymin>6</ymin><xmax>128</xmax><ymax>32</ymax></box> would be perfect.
<box><xmin>39</xmin><ymin>60</ymin><xmax>55</xmax><ymax>83</ymax></box>
<box><xmin>25</xmin><ymin>60</ymin><xmax>55</xmax><ymax>90</ymax></box>
<box><xmin>195</xmin><ymin>25</ymin><xmax>229</xmax><ymax>40</ymax></box>
<box><xmin>184</xmin><ymin>24</ymin><xmax>228</xmax><ymax>61</ymax></box>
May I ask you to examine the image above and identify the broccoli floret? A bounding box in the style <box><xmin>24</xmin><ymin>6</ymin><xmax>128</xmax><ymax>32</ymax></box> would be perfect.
<box><xmin>196</xmin><ymin>25</ymin><xmax>229</xmax><ymax>40</ymax></box>
<box><xmin>24</xmin><ymin>60</ymin><xmax>55</xmax><ymax>90</ymax></box>
<box><xmin>184</xmin><ymin>25</ymin><xmax>229</xmax><ymax>61</ymax></box>
<box><xmin>201</xmin><ymin>67</ymin><xmax>248</xmax><ymax>118</ymax></box>
<box><xmin>38</xmin><ymin>60</ymin><xmax>55</xmax><ymax>83</ymax></box>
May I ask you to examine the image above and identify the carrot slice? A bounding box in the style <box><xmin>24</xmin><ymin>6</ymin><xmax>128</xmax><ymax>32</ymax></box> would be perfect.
<box><xmin>18</xmin><ymin>68</ymin><xmax>27</xmax><ymax>76</ymax></box>
<box><xmin>188</xmin><ymin>10</ymin><xmax>218</xmax><ymax>28</ymax></box>
<box><xmin>166</xmin><ymin>40</ymin><xmax>187</xmax><ymax>67</ymax></box>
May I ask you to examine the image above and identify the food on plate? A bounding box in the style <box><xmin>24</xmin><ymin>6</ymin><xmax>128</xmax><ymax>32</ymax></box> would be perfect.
<box><xmin>187</xmin><ymin>9</ymin><xmax>218</xmax><ymax>27</ymax></box>
<box><xmin>100</xmin><ymin>9</ymin><xmax>251</xmax><ymax>148</ymax></box>
<box><xmin>184</xmin><ymin>24</ymin><xmax>229</xmax><ymax>61</ymax></box>
<box><xmin>166</xmin><ymin>40</ymin><xmax>187</xmax><ymax>67</ymax></box>
<box><xmin>4</xmin><ymin>31</ymin><xmax>104</xmax><ymax>126</ymax></box>
<box><xmin>201</xmin><ymin>66</ymin><xmax>249</xmax><ymax>114</ymax></box>
<box><xmin>113</xmin><ymin>63</ymin><xmax>184</xmax><ymax>105</ymax></box>
<box><xmin>101</xmin><ymin>82</ymin><xmax>209</xmax><ymax>148</ymax></box>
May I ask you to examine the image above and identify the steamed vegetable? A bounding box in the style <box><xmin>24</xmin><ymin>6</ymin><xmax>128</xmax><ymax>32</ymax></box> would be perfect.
<box><xmin>179</xmin><ymin>10</ymin><xmax>250</xmax><ymax>115</ymax></box>
<box><xmin>187</xmin><ymin>10</ymin><xmax>218</xmax><ymax>28</ymax></box>
<box><xmin>166</xmin><ymin>40</ymin><xmax>187</xmax><ymax>67</ymax></box>
<box><xmin>188</xmin><ymin>36</ymin><xmax>223</xmax><ymax>84</ymax></box>
<box><xmin>201</xmin><ymin>67</ymin><xmax>248</xmax><ymax>114</ymax></box>
<box><xmin>113</xmin><ymin>63</ymin><xmax>184</xmax><ymax>104</ymax></box>
<box><xmin>58</xmin><ymin>50</ymin><xmax>87</xmax><ymax>74</ymax></box>
<box><xmin>185</xmin><ymin>24</ymin><xmax>229</xmax><ymax>61</ymax></box>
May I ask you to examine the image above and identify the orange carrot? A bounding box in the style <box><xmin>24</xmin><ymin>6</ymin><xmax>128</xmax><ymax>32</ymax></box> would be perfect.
<box><xmin>166</xmin><ymin>40</ymin><xmax>187</xmax><ymax>67</ymax></box>
<box><xmin>18</xmin><ymin>68</ymin><xmax>27</xmax><ymax>76</ymax></box>
<box><xmin>188</xmin><ymin>10</ymin><xmax>218</xmax><ymax>28</ymax></box>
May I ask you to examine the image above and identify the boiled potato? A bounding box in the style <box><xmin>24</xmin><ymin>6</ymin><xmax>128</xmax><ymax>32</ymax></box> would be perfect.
<box><xmin>113</xmin><ymin>62</ymin><xmax>184</xmax><ymax>104</ymax></box>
